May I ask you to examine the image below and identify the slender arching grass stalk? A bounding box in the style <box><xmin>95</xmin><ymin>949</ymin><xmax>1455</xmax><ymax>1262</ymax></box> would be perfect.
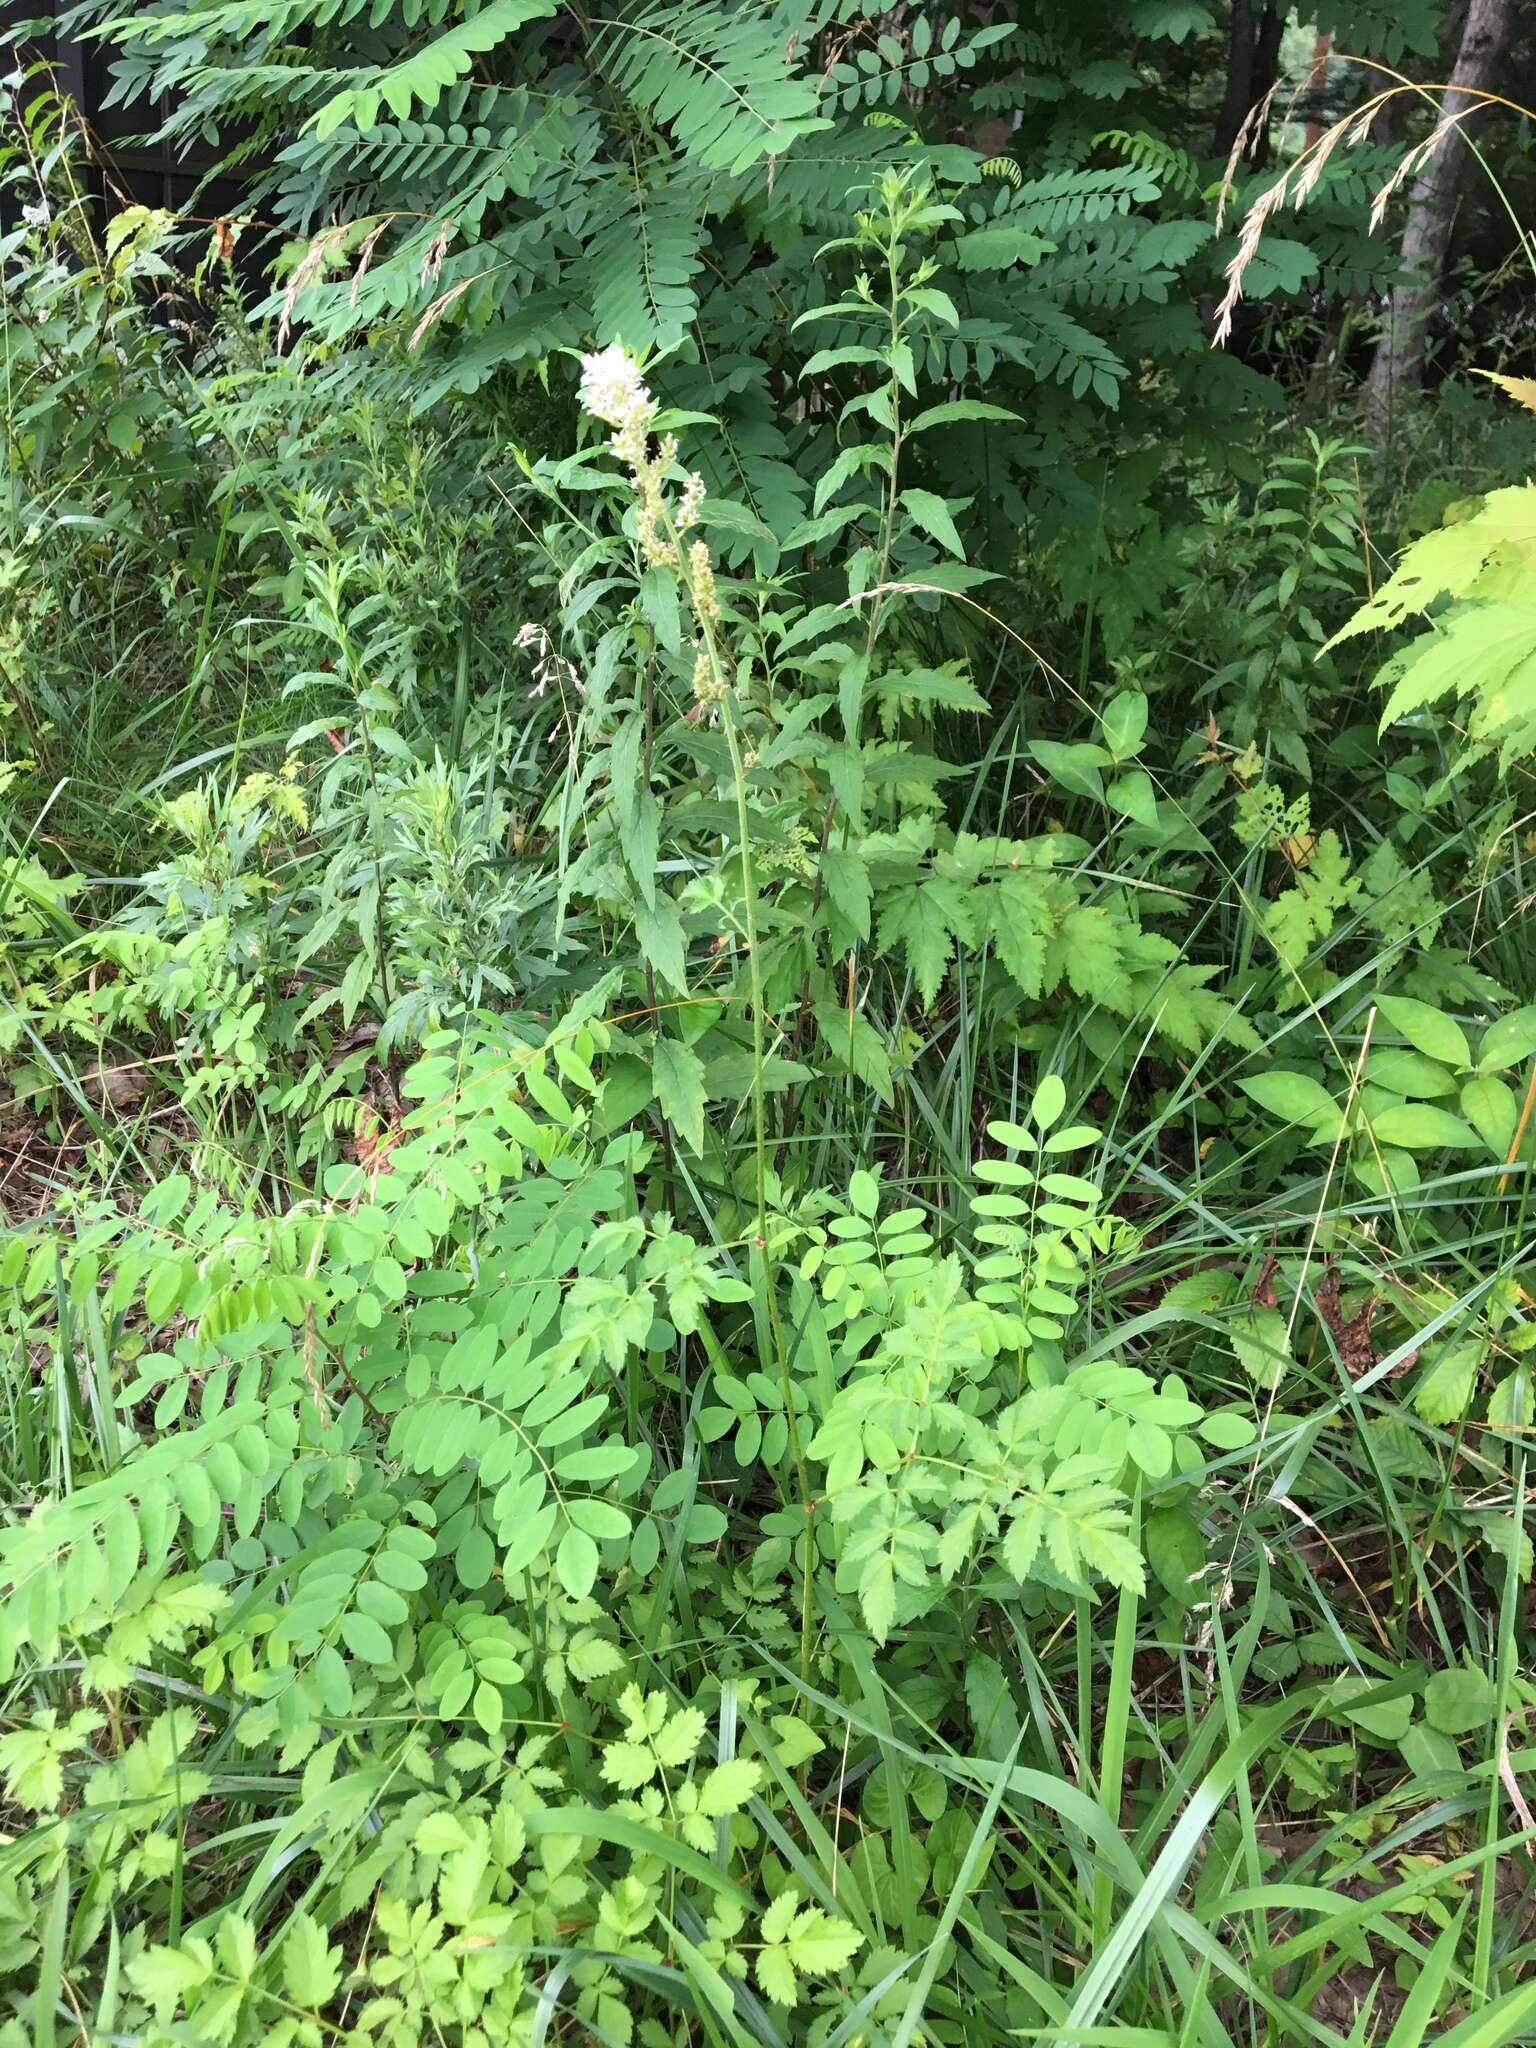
<box><xmin>1212</xmin><ymin>65</ymin><xmax>1536</xmax><ymax>348</ymax></box>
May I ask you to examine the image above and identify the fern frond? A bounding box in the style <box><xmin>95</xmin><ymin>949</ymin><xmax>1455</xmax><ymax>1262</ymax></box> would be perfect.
<box><xmin>591</xmin><ymin>1</ymin><xmax>827</xmax><ymax>173</ymax></box>
<box><xmin>1094</xmin><ymin>127</ymin><xmax>1200</xmax><ymax>199</ymax></box>
<box><xmin>584</xmin><ymin>182</ymin><xmax>705</xmax><ymax>350</ymax></box>
<box><xmin>310</xmin><ymin>0</ymin><xmax>561</xmax><ymax>138</ymax></box>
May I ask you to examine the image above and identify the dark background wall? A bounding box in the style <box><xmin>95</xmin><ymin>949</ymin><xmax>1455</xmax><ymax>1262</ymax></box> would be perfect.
<box><xmin>3</xmin><ymin>3</ymin><xmax>254</xmax><ymax>227</ymax></box>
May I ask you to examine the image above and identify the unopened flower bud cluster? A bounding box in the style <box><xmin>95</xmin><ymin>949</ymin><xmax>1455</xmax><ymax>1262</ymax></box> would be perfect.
<box><xmin>579</xmin><ymin>345</ymin><xmax>725</xmax><ymax>714</ymax></box>
<box><xmin>578</xmin><ymin>345</ymin><xmax>706</xmax><ymax>577</ymax></box>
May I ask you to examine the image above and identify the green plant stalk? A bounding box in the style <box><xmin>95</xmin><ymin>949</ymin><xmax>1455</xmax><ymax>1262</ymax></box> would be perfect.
<box><xmin>1091</xmin><ymin>1485</ymin><xmax>1140</xmax><ymax>1950</ymax></box>
<box><xmin>1473</xmin><ymin>1442</ymin><xmax>1529</xmax><ymax>2001</ymax></box>
<box><xmin>658</xmin><ymin>463</ymin><xmax>816</xmax><ymax>1678</ymax></box>
<box><xmin>713</xmin><ymin>671</ymin><xmax>815</xmax><ymax>1683</ymax></box>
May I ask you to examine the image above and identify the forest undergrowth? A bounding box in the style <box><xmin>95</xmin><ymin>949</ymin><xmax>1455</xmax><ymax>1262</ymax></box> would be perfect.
<box><xmin>3</xmin><ymin>4</ymin><xmax>1536</xmax><ymax>2044</ymax></box>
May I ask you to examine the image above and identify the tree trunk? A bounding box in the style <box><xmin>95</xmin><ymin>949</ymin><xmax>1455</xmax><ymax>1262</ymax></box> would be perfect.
<box><xmin>1247</xmin><ymin>6</ymin><xmax>1285</xmax><ymax>167</ymax></box>
<box><xmin>1213</xmin><ymin>4</ymin><xmax>1285</xmax><ymax>166</ymax></box>
<box><xmin>1364</xmin><ymin>0</ymin><xmax>1512</xmax><ymax>426</ymax></box>
<box><xmin>1213</xmin><ymin>1</ymin><xmax>1257</xmax><ymax>160</ymax></box>
<box><xmin>1304</xmin><ymin>31</ymin><xmax>1333</xmax><ymax>150</ymax></box>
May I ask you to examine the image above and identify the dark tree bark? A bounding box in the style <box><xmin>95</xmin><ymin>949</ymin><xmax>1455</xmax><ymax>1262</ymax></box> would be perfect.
<box><xmin>1365</xmin><ymin>0</ymin><xmax>1513</xmax><ymax>425</ymax></box>
<box><xmin>1213</xmin><ymin>4</ymin><xmax>1286</xmax><ymax>167</ymax></box>
<box><xmin>1304</xmin><ymin>30</ymin><xmax>1334</xmax><ymax>150</ymax></box>
<box><xmin>1214</xmin><ymin>1</ymin><xmax>1257</xmax><ymax>159</ymax></box>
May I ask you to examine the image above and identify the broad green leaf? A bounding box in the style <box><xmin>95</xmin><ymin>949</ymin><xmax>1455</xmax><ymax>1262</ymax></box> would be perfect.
<box><xmin>1325</xmin><ymin>1674</ymin><xmax>1413</xmax><ymax>1742</ymax></box>
<box><xmin>1369</xmin><ymin>1103</ymin><xmax>1480</xmax><ymax>1150</ymax></box>
<box><xmin>1423</xmin><ymin>1664</ymin><xmax>1492</xmax><ymax>1736</ymax></box>
<box><xmin>635</xmin><ymin>896</ymin><xmax>688</xmax><ymax>994</ymax></box>
<box><xmin>555</xmin><ymin>1524</ymin><xmax>599</xmax><ymax>1599</ymax></box>
<box><xmin>1477</xmin><ymin>1005</ymin><xmax>1536</xmax><ymax>1072</ymax></box>
<box><xmin>1106</xmin><ymin>769</ymin><xmax>1158</xmax><ymax>827</ymax></box>
<box><xmin>1100</xmin><ymin>688</ymin><xmax>1149</xmax><ymax>760</ymax></box>
<box><xmin>1237</xmin><ymin>1070</ymin><xmax>1337</xmax><ymax>1128</ymax></box>
<box><xmin>1145</xmin><ymin>1507</ymin><xmax>1205</xmax><ymax>1605</ymax></box>
<box><xmin>1461</xmin><ymin>1073</ymin><xmax>1518</xmax><ymax>1157</ymax></box>
<box><xmin>1376</xmin><ymin>994</ymin><xmax>1470</xmax><ymax>1071</ymax></box>
<box><xmin>339</xmin><ymin>1612</ymin><xmax>393</xmax><ymax>1665</ymax></box>
<box><xmin>900</xmin><ymin>488</ymin><xmax>968</xmax><ymax>559</ymax></box>
<box><xmin>1030</xmin><ymin>1074</ymin><xmax>1066</xmax><ymax>1133</ymax></box>
<box><xmin>1488</xmin><ymin>1369</ymin><xmax>1533</xmax><ymax>1431</ymax></box>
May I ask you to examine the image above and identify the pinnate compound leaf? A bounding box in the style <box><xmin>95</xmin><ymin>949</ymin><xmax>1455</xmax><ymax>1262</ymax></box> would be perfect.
<box><xmin>283</xmin><ymin>1914</ymin><xmax>343</xmax><ymax>2008</ymax></box>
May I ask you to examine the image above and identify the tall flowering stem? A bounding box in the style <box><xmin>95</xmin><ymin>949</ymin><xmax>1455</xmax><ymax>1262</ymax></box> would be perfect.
<box><xmin>577</xmin><ymin>349</ymin><xmax>814</xmax><ymax>1679</ymax></box>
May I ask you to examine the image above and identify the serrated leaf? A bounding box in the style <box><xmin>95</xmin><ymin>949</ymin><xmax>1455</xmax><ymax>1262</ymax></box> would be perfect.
<box><xmin>654</xmin><ymin>1706</ymin><xmax>707</xmax><ymax>1769</ymax></box>
<box><xmin>284</xmin><ymin>1913</ymin><xmax>343</xmax><ymax>2008</ymax></box>
<box><xmin>785</xmin><ymin>1905</ymin><xmax>864</xmax><ymax>1974</ymax></box>
<box><xmin>756</xmin><ymin>1944</ymin><xmax>800</xmax><ymax>2006</ymax></box>
<box><xmin>1413</xmin><ymin>1344</ymin><xmax>1483</xmax><ymax>1425</ymax></box>
<box><xmin>697</xmin><ymin>1757</ymin><xmax>762</xmax><ymax>1815</ymax></box>
<box><xmin>653</xmin><ymin>1036</ymin><xmax>707</xmax><ymax>1155</ymax></box>
<box><xmin>821</xmin><ymin>846</ymin><xmax>871</xmax><ymax>941</ymax></box>
<box><xmin>602</xmin><ymin>1741</ymin><xmax>659</xmax><ymax>1791</ymax></box>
